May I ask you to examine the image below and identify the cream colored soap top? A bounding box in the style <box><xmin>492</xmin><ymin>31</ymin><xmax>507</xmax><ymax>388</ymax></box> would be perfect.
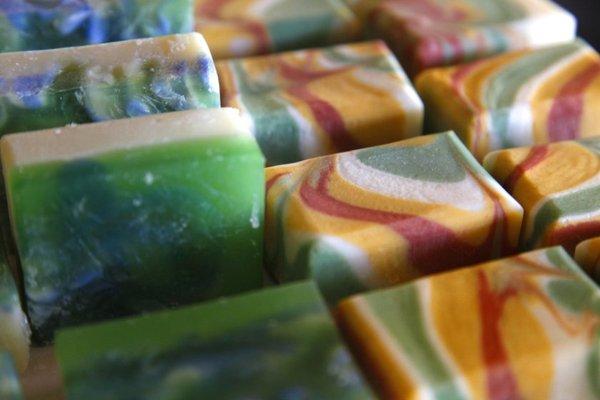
<box><xmin>0</xmin><ymin>32</ymin><xmax>211</xmax><ymax>79</ymax></box>
<box><xmin>1</xmin><ymin>108</ymin><xmax>252</xmax><ymax>168</ymax></box>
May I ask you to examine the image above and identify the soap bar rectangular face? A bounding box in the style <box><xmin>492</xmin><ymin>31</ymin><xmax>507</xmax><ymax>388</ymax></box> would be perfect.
<box><xmin>337</xmin><ymin>247</ymin><xmax>600</xmax><ymax>400</ymax></box>
<box><xmin>55</xmin><ymin>282</ymin><xmax>373</xmax><ymax>400</ymax></box>
<box><xmin>0</xmin><ymin>246</ymin><xmax>29</xmax><ymax>373</ymax></box>
<box><xmin>194</xmin><ymin>0</ymin><xmax>361</xmax><ymax>59</ymax></box>
<box><xmin>0</xmin><ymin>0</ymin><xmax>193</xmax><ymax>52</ymax></box>
<box><xmin>416</xmin><ymin>40</ymin><xmax>600</xmax><ymax>160</ymax></box>
<box><xmin>218</xmin><ymin>40</ymin><xmax>423</xmax><ymax>165</ymax></box>
<box><xmin>355</xmin><ymin>0</ymin><xmax>576</xmax><ymax>75</ymax></box>
<box><xmin>576</xmin><ymin>237</ymin><xmax>600</xmax><ymax>281</ymax></box>
<box><xmin>0</xmin><ymin>33</ymin><xmax>220</xmax><ymax>136</ymax></box>
<box><xmin>1</xmin><ymin>108</ymin><xmax>265</xmax><ymax>343</ymax></box>
<box><xmin>265</xmin><ymin>132</ymin><xmax>523</xmax><ymax>304</ymax></box>
<box><xmin>484</xmin><ymin>137</ymin><xmax>600</xmax><ymax>252</ymax></box>
<box><xmin>0</xmin><ymin>352</ymin><xmax>22</xmax><ymax>399</ymax></box>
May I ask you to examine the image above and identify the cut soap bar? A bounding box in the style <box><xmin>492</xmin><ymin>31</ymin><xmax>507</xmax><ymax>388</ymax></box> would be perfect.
<box><xmin>575</xmin><ymin>237</ymin><xmax>600</xmax><ymax>281</ymax></box>
<box><xmin>351</xmin><ymin>0</ymin><xmax>576</xmax><ymax>75</ymax></box>
<box><xmin>1</xmin><ymin>108</ymin><xmax>265</xmax><ymax>343</ymax></box>
<box><xmin>484</xmin><ymin>137</ymin><xmax>600</xmax><ymax>252</ymax></box>
<box><xmin>0</xmin><ymin>33</ymin><xmax>220</xmax><ymax>136</ymax></box>
<box><xmin>0</xmin><ymin>352</ymin><xmax>22</xmax><ymax>400</ymax></box>
<box><xmin>55</xmin><ymin>282</ymin><xmax>373</xmax><ymax>400</ymax></box>
<box><xmin>0</xmin><ymin>0</ymin><xmax>193</xmax><ymax>52</ymax></box>
<box><xmin>265</xmin><ymin>131</ymin><xmax>523</xmax><ymax>304</ymax></box>
<box><xmin>337</xmin><ymin>247</ymin><xmax>600</xmax><ymax>399</ymax></box>
<box><xmin>416</xmin><ymin>40</ymin><xmax>600</xmax><ymax>160</ymax></box>
<box><xmin>194</xmin><ymin>0</ymin><xmax>361</xmax><ymax>59</ymax></box>
<box><xmin>218</xmin><ymin>40</ymin><xmax>423</xmax><ymax>165</ymax></box>
<box><xmin>0</xmin><ymin>234</ymin><xmax>29</xmax><ymax>373</ymax></box>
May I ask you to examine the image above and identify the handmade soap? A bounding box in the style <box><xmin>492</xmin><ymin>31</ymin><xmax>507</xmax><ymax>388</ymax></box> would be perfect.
<box><xmin>1</xmin><ymin>108</ymin><xmax>265</xmax><ymax>343</ymax></box>
<box><xmin>416</xmin><ymin>40</ymin><xmax>600</xmax><ymax>160</ymax></box>
<box><xmin>194</xmin><ymin>0</ymin><xmax>361</xmax><ymax>60</ymax></box>
<box><xmin>0</xmin><ymin>352</ymin><xmax>22</xmax><ymax>400</ymax></box>
<box><xmin>0</xmin><ymin>0</ymin><xmax>193</xmax><ymax>52</ymax></box>
<box><xmin>265</xmin><ymin>131</ymin><xmax>523</xmax><ymax>304</ymax></box>
<box><xmin>575</xmin><ymin>237</ymin><xmax>600</xmax><ymax>281</ymax></box>
<box><xmin>0</xmin><ymin>33</ymin><xmax>220</xmax><ymax>136</ymax></box>
<box><xmin>56</xmin><ymin>282</ymin><xmax>373</xmax><ymax>399</ymax></box>
<box><xmin>0</xmin><ymin>242</ymin><xmax>29</xmax><ymax>372</ymax></box>
<box><xmin>337</xmin><ymin>247</ymin><xmax>600</xmax><ymax>400</ymax></box>
<box><xmin>484</xmin><ymin>137</ymin><xmax>600</xmax><ymax>252</ymax></box>
<box><xmin>219</xmin><ymin>40</ymin><xmax>423</xmax><ymax>165</ymax></box>
<box><xmin>350</xmin><ymin>0</ymin><xmax>576</xmax><ymax>75</ymax></box>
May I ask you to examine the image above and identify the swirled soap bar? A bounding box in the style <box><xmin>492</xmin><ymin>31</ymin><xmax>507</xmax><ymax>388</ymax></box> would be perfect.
<box><xmin>416</xmin><ymin>40</ymin><xmax>600</xmax><ymax>160</ymax></box>
<box><xmin>484</xmin><ymin>137</ymin><xmax>600</xmax><ymax>252</ymax></box>
<box><xmin>218</xmin><ymin>40</ymin><xmax>423</xmax><ymax>165</ymax></box>
<box><xmin>0</xmin><ymin>0</ymin><xmax>193</xmax><ymax>52</ymax></box>
<box><xmin>348</xmin><ymin>0</ymin><xmax>576</xmax><ymax>75</ymax></box>
<box><xmin>1</xmin><ymin>108</ymin><xmax>265</xmax><ymax>343</ymax></box>
<box><xmin>576</xmin><ymin>237</ymin><xmax>600</xmax><ymax>281</ymax></box>
<box><xmin>0</xmin><ymin>33</ymin><xmax>220</xmax><ymax>136</ymax></box>
<box><xmin>265</xmin><ymin>131</ymin><xmax>523</xmax><ymax>303</ymax></box>
<box><xmin>194</xmin><ymin>0</ymin><xmax>361</xmax><ymax>60</ymax></box>
<box><xmin>56</xmin><ymin>282</ymin><xmax>373</xmax><ymax>400</ymax></box>
<box><xmin>0</xmin><ymin>244</ymin><xmax>29</xmax><ymax>372</ymax></box>
<box><xmin>0</xmin><ymin>352</ymin><xmax>22</xmax><ymax>400</ymax></box>
<box><xmin>337</xmin><ymin>247</ymin><xmax>600</xmax><ymax>400</ymax></box>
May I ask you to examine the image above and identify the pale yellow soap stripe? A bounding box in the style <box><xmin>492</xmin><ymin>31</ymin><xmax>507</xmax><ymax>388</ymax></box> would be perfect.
<box><xmin>0</xmin><ymin>33</ymin><xmax>211</xmax><ymax>78</ymax></box>
<box><xmin>0</xmin><ymin>108</ymin><xmax>251</xmax><ymax>168</ymax></box>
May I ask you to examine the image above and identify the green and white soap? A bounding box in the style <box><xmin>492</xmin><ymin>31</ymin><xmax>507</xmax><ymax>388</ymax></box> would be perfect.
<box><xmin>56</xmin><ymin>282</ymin><xmax>373</xmax><ymax>400</ymax></box>
<box><xmin>0</xmin><ymin>352</ymin><xmax>23</xmax><ymax>400</ymax></box>
<box><xmin>2</xmin><ymin>108</ymin><xmax>265</xmax><ymax>343</ymax></box>
<box><xmin>0</xmin><ymin>236</ymin><xmax>29</xmax><ymax>372</ymax></box>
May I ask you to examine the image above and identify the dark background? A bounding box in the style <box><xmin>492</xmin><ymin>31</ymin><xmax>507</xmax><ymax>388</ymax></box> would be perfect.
<box><xmin>556</xmin><ymin>0</ymin><xmax>600</xmax><ymax>49</ymax></box>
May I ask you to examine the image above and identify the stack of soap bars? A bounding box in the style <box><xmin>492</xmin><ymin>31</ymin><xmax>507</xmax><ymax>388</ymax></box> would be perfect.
<box><xmin>0</xmin><ymin>0</ymin><xmax>599</xmax><ymax>399</ymax></box>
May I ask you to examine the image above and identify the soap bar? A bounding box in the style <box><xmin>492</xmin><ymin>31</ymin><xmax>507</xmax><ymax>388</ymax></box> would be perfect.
<box><xmin>0</xmin><ymin>352</ymin><xmax>22</xmax><ymax>400</ymax></box>
<box><xmin>1</xmin><ymin>108</ymin><xmax>265</xmax><ymax>343</ymax></box>
<box><xmin>265</xmin><ymin>131</ymin><xmax>523</xmax><ymax>303</ymax></box>
<box><xmin>337</xmin><ymin>247</ymin><xmax>600</xmax><ymax>400</ymax></box>
<box><xmin>0</xmin><ymin>33</ymin><xmax>220</xmax><ymax>136</ymax></box>
<box><xmin>575</xmin><ymin>237</ymin><xmax>600</xmax><ymax>281</ymax></box>
<box><xmin>352</xmin><ymin>0</ymin><xmax>576</xmax><ymax>75</ymax></box>
<box><xmin>416</xmin><ymin>40</ymin><xmax>600</xmax><ymax>160</ymax></box>
<box><xmin>56</xmin><ymin>282</ymin><xmax>373</xmax><ymax>399</ymax></box>
<box><xmin>194</xmin><ymin>0</ymin><xmax>361</xmax><ymax>60</ymax></box>
<box><xmin>0</xmin><ymin>241</ymin><xmax>29</xmax><ymax>373</ymax></box>
<box><xmin>484</xmin><ymin>137</ymin><xmax>600</xmax><ymax>252</ymax></box>
<box><xmin>0</xmin><ymin>0</ymin><xmax>193</xmax><ymax>52</ymax></box>
<box><xmin>218</xmin><ymin>40</ymin><xmax>423</xmax><ymax>165</ymax></box>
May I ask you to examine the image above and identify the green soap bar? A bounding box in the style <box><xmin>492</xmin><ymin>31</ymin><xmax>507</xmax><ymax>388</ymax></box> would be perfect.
<box><xmin>1</xmin><ymin>108</ymin><xmax>265</xmax><ymax>343</ymax></box>
<box><xmin>0</xmin><ymin>352</ymin><xmax>22</xmax><ymax>400</ymax></box>
<box><xmin>0</xmin><ymin>234</ymin><xmax>29</xmax><ymax>372</ymax></box>
<box><xmin>56</xmin><ymin>281</ymin><xmax>373</xmax><ymax>400</ymax></box>
<box><xmin>0</xmin><ymin>0</ymin><xmax>194</xmax><ymax>53</ymax></box>
<box><xmin>0</xmin><ymin>33</ymin><xmax>220</xmax><ymax>136</ymax></box>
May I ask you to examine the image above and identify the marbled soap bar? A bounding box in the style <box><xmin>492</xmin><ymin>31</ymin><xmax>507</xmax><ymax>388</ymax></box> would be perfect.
<box><xmin>0</xmin><ymin>240</ymin><xmax>29</xmax><ymax>372</ymax></box>
<box><xmin>195</xmin><ymin>0</ymin><xmax>361</xmax><ymax>60</ymax></box>
<box><xmin>350</xmin><ymin>0</ymin><xmax>576</xmax><ymax>75</ymax></box>
<box><xmin>0</xmin><ymin>352</ymin><xmax>22</xmax><ymax>400</ymax></box>
<box><xmin>56</xmin><ymin>282</ymin><xmax>373</xmax><ymax>400</ymax></box>
<box><xmin>0</xmin><ymin>32</ymin><xmax>220</xmax><ymax>136</ymax></box>
<box><xmin>265</xmin><ymin>132</ymin><xmax>523</xmax><ymax>304</ymax></box>
<box><xmin>484</xmin><ymin>138</ymin><xmax>600</xmax><ymax>252</ymax></box>
<box><xmin>575</xmin><ymin>237</ymin><xmax>600</xmax><ymax>281</ymax></box>
<box><xmin>337</xmin><ymin>247</ymin><xmax>600</xmax><ymax>400</ymax></box>
<box><xmin>219</xmin><ymin>40</ymin><xmax>423</xmax><ymax>165</ymax></box>
<box><xmin>1</xmin><ymin>108</ymin><xmax>265</xmax><ymax>343</ymax></box>
<box><xmin>0</xmin><ymin>0</ymin><xmax>193</xmax><ymax>52</ymax></box>
<box><xmin>416</xmin><ymin>40</ymin><xmax>600</xmax><ymax>160</ymax></box>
